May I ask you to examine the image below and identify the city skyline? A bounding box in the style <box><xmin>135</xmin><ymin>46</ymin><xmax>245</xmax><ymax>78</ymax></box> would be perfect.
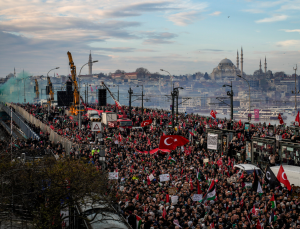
<box><xmin>0</xmin><ymin>0</ymin><xmax>300</xmax><ymax>77</ymax></box>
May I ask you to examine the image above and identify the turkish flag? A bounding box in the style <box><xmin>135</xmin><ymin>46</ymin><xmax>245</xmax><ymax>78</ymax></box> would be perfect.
<box><xmin>217</xmin><ymin>158</ymin><xmax>223</xmax><ymax>167</ymax></box>
<box><xmin>276</xmin><ymin>165</ymin><xmax>291</xmax><ymax>191</ymax></box>
<box><xmin>238</xmin><ymin>120</ymin><xmax>242</xmax><ymax>126</ymax></box>
<box><xmin>278</xmin><ymin>113</ymin><xmax>284</xmax><ymax>125</ymax></box>
<box><xmin>141</xmin><ymin>119</ymin><xmax>152</xmax><ymax>127</ymax></box>
<box><xmin>210</xmin><ymin>110</ymin><xmax>216</xmax><ymax>119</ymax></box>
<box><xmin>296</xmin><ymin>111</ymin><xmax>300</xmax><ymax>123</ymax></box>
<box><xmin>162</xmin><ymin>208</ymin><xmax>167</xmax><ymax>219</ymax></box>
<box><xmin>159</xmin><ymin>135</ymin><xmax>189</xmax><ymax>150</ymax></box>
<box><xmin>50</xmin><ymin>125</ymin><xmax>54</xmax><ymax>130</ymax></box>
<box><xmin>69</xmin><ymin>116</ymin><xmax>73</xmax><ymax>120</ymax></box>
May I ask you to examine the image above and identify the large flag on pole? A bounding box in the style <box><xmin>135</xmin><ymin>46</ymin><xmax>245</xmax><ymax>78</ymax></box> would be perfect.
<box><xmin>253</xmin><ymin>170</ymin><xmax>263</xmax><ymax>196</ymax></box>
<box><xmin>201</xmin><ymin>180</ymin><xmax>216</xmax><ymax>202</ymax></box>
<box><xmin>159</xmin><ymin>135</ymin><xmax>189</xmax><ymax>150</ymax></box>
<box><xmin>276</xmin><ymin>165</ymin><xmax>291</xmax><ymax>191</ymax></box>
<box><xmin>265</xmin><ymin>166</ymin><xmax>280</xmax><ymax>188</ymax></box>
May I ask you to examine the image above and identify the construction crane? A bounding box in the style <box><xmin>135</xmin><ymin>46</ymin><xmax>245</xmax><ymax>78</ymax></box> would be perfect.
<box><xmin>47</xmin><ymin>77</ymin><xmax>54</xmax><ymax>106</ymax></box>
<box><xmin>34</xmin><ymin>79</ymin><xmax>39</xmax><ymax>99</ymax></box>
<box><xmin>101</xmin><ymin>81</ymin><xmax>127</xmax><ymax>118</ymax></box>
<box><xmin>67</xmin><ymin>51</ymin><xmax>84</xmax><ymax>115</ymax></box>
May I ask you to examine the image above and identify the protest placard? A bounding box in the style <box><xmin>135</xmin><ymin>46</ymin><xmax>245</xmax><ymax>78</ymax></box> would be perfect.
<box><xmin>108</xmin><ymin>172</ymin><xmax>118</xmax><ymax>180</ymax></box>
<box><xmin>192</xmin><ymin>194</ymin><xmax>203</xmax><ymax>202</ymax></box>
<box><xmin>168</xmin><ymin>187</ymin><xmax>177</xmax><ymax>195</ymax></box>
<box><xmin>171</xmin><ymin>196</ymin><xmax>178</xmax><ymax>204</ymax></box>
<box><xmin>159</xmin><ymin>174</ymin><xmax>170</xmax><ymax>182</ymax></box>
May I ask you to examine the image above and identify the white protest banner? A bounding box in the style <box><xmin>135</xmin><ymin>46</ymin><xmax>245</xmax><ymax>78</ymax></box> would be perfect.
<box><xmin>171</xmin><ymin>196</ymin><xmax>178</xmax><ymax>204</ymax></box>
<box><xmin>218</xmin><ymin>124</ymin><xmax>223</xmax><ymax>129</ymax></box>
<box><xmin>207</xmin><ymin>133</ymin><xmax>218</xmax><ymax>150</ymax></box>
<box><xmin>108</xmin><ymin>172</ymin><xmax>119</xmax><ymax>180</ymax></box>
<box><xmin>244</xmin><ymin>182</ymin><xmax>252</xmax><ymax>189</ymax></box>
<box><xmin>149</xmin><ymin>174</ymin><xmax>154</xmax><ymax>181</ymax></box>
<box><xmin>192</xmin><ymin>194</ymin><xmax>203</xmax><ymax>202</ymax></box>
<box><xmin>159</xmin><ymin>174</ymin><xmax>170</xmax><ymax>182</ymax></box>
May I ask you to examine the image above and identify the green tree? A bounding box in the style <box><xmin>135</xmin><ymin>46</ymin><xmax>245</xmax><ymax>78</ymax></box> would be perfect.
<box><xmin>0</xmin><ymin>156</ymin><xmax>118</xmax><ymax>228</ymax></box>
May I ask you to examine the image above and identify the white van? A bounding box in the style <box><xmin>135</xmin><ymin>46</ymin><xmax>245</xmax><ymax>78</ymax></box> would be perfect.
<box><xmin>234</xmin><ymin>164</ymin><xmax>263</xmax><ymax>176</ymax></box>
<box><xmin>87</xmin><ymin>110</ymin><xmax>100</xmax><ymax>121</ymax></box>
<box><xmin>270</xmin><ymin>165</ymin><xmax>300</xmax><ymax>186</ymax></box>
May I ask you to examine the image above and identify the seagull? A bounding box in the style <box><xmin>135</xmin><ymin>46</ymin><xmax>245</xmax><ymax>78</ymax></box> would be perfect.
<box><xmin>228</xmin><ymin>16</ymin><xmax>230</xmax><ymax>18</ymax></box>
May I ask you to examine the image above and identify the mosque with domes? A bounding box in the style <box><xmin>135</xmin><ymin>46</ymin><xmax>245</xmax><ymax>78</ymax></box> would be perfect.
<box><xmin>210</xmin><ymin>47</ymin><xmax>269</xmax><ymax>82</ymax></box>
<box><xmin>210</xmin><ymin>47</ymin><xmax>245</xmax><ymax>81</ymax></box>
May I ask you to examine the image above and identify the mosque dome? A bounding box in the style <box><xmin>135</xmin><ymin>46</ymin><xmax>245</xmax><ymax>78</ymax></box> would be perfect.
<box><xmin>219</xmin><ymin>58</ymin><xmax>233</xmax><ymax>65</ymax></box>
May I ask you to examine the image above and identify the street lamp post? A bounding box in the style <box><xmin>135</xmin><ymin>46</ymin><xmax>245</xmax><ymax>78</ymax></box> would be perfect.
<box><xmin>160</xmin><ymin>69</ymin><xmax>173</xmax><ymax>92</ymax></box>
<box><xmin>223</xmin><ymin>81</ymin><xmax>234</xmax><ymax>121</ymax></box>
<box><xmin>171</xmin><ymin>87</ymin><xmax>184</xmax><ymax>128</ymax></box>
<box><xmin>137</xmin><ymin>85</ymin><xmax>144</xmax><ymax>112</ymax></box>
<box><xmin>237</xmin><ymin>74</ymin><xmax>251</xmax><ymax>122</ymax></box>
<box><xmin>46</xmin><ymin>67</ymin><xmax>59</xmax><ymax>113</ymax></box>
<box><xmin>78</xmin><ymin>60</ymin><xmax>98</xmax><ymax>129</ymax></box>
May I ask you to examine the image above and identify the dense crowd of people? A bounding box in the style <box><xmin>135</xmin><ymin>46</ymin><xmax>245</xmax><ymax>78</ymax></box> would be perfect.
<box><xmin>4</xmin><ymin>102</ymin><xmax>300</xmax><ymax>228</ymax></box>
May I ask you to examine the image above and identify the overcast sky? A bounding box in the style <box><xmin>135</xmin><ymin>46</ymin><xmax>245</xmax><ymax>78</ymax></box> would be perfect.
<box><xmin>0</xmin><ymin>0</ymin><xmax>300</xmax><ymax>77</ymax></box>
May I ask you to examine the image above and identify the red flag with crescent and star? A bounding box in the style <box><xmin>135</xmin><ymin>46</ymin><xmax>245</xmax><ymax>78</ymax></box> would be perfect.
<box><xmin>278</xmin><ymin>113</ymin><xmax>284</xmax><ymax>125</ymax></box>
<box><xmin>276</xmin><ymin>165</ymin><xmax>291</xmax><ymax>191</ymax></box>
<box><xmin>210</xmin><ymin>110</ymin><xmax>216</xmax><ymax>119</ymax></box>
<box><xmin>159</xmin><ymin>135</ymin><xmax>189</xmax><ymax>150</ymax></box>
<box><xmin>141</xmin><ymin>119</ymin><xmax>152</xmax><ymax>127</ymax></box>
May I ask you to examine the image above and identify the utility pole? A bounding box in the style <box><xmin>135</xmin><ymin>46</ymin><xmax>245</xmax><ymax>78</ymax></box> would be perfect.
<box><xmin>171</xmin><ymin>89</ymin><xmax>177</xmax><ymax>128</ymax></box>
<box><xmin>176</xmin><ymin>89</ymin><xmax>179</xmax><ymax>124</ymax></box>
<box><xmin>230</xmin><ymin>81</ymin><xmax>233</xmax><ymax>121</ymax></box>
<box><xmin>128</xmin><ymin>87</ymin><xmax>133</xmax><ymax>119</ymax></box>
<box><xmin>294</xmin><ymin>64</ymin><xmax>298</xmax><ymax>112</ymax></box>
<box><xmin>141</xmin><ymin>89</ymin><xmax>144</xmax><ymax>113</ymax></box>
<box><xmin>23</xmin><ymin>70</ymin><xmax>26</xmax><ymax>103</ymax></box>
<box><xmin>11</xmin><ymin>106</ymin><xmax>12</xmax><ymax>161</ymax></box>
<box><xmin>87</xmin><ymin>85</ymin><xmax>89</xmax><ymax>105</ymax></box>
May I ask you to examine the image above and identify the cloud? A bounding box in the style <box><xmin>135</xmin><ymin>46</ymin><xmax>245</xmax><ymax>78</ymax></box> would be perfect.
<box><xmin>209</xmin><ymin>11</ymin><xmax>221</xmax><ymax>16</ymax></box>
<box><xmin>143</xmin><ymin>39</ymin><xmax>175</xmax><ymax>44</ymax></box>
<box><xmin>168</xmin><ymin>11</ymin><xmax>202</xmax><ymax>26</ymax></box>
<box><xmin>142</xmin><ymin>31</ymin><xmax>178</xmax><ymax>44</ymax></box>
<box><xmin>103</xmin><ymin>1</ymin><xmax>180</xmax><ymax>18</ymax></box>
<box><xmin>283</xmin><ymin>29</ymin><xmax>300</xmax><ymax>33</ymax></box>
<box><xmin>256</xmin><ymin>14</ymin><xmax>288</xmax><ymax>23</ymax></box>
<box><xmin>276</xmin><ymin>40</ymin><xmax>300</xmax><ymax>47</ymax></box>
<box><xmin>95</xmin><ymin>47</ymin><xmax>136</xmax><ymax>52</ymax></box>
<box><xmin>199</xmin><ymin>49</ymin><xmax>224</xmax><ymax>52</ymax></box>
<box><xmin>243</xmin><ymin>9</ymin><xmax>264</xmax><ymax>14</ymax></box>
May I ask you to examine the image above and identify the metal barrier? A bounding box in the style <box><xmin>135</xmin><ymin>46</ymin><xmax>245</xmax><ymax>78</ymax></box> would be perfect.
<box><xmin>0</xmin><ymin>121</ymin><xmax>18</xmax><ymax>139</ymax></box>
<box><xmin>0</xmin><ymin>103</ymin><xmax>40</xmax><ymax>140</ymax></box>
<box><xmin>7</xmin><ymin>103</ymin><xmax>74</xmax><ymax>154</ymax></box>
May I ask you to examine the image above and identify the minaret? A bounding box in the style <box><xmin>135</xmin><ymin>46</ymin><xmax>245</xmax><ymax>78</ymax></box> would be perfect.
<box><xmin>236</xmin><ymin>50</ymin><xmax>239</xmax><ymax>70</ymax></box>
<box><xmin>259</xmin><ymin>59</ymin><xmax>262</xmax><ymax>72</ymax></box>
<box><xmin>264</xmin><ymin>56</ymin><xmax>267</xmax><ymax>74</ymax></box>
<box><xmin>14</xmin><ymin>67</ymin><xmax>16</xmax><ymax>78</ymax></box>
<box><xmin>240</xmin><ymin>47</ymin><xmax>243</xmax><ymax>76</ymax></box>
<box><xmin>88</xmin><ymin>50</ymin><xmax>92</xmax><ymax>75</ymax></box>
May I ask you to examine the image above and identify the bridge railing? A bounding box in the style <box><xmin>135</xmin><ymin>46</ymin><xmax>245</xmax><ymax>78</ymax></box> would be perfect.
<box><xmin>8</xmin><ymin>103</ymin><xmax>74</xmax><ymax>154</ymax></box>
<box><xmin>1</xmin><ymin>103</ymin><xmax>40</xmax><ymax>140</ymax></box>
<box><xmin>0</xmin><ymin>120</ymin><xmax>18</xmax><ymax>140</ymax></box>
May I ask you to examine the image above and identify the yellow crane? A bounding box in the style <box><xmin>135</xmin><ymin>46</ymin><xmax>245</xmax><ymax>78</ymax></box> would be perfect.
<box><xmin>34</xmin><ymin>79</ymin><xmax>39</xmax><ymax>99</ymax></box>
<box><xmin>47</xmin><ymin>77</ymin><xmax>54</xmax><ymax>106</ymax></box>
<box><xmin>67</xmin><ymin>51</ymin><xmax>83</xmax><ymax>115</ymax></box>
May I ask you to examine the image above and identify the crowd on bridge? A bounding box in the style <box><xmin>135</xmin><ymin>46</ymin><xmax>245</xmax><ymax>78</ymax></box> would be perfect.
<box><xmin>3</xmin><ymin>102</ymin><xmax>300</xmax><ymax>229</ymax></box>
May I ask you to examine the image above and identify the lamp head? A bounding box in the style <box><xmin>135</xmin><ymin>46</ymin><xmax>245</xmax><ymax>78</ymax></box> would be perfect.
<box><xmin>55</xmin><ymin>67</ymin><xmax>60</xmax><ymax>69</ymax></box>
<box><xmin>237</xmin><ymin>75</ymin><xmax>241</xmax><ymax>78</ymax></box>
<box><xmin>179</xmin><ymin>87</ymin><xmax>184</xmax><ymax>89</ymax></box>
<box><xmin>160</xmin><ymin>69</ymin><xmax>164</xmax><ymax>71</ymax></box>
<box><xmin>93</xmin><ymin>60</ymin><xmax>98</xmax><ymax>63</ymax></box>
<box><xmin>222</xmin><ymin>85</ymin><xmax>226</xmax><ymax>87</ymax></box>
